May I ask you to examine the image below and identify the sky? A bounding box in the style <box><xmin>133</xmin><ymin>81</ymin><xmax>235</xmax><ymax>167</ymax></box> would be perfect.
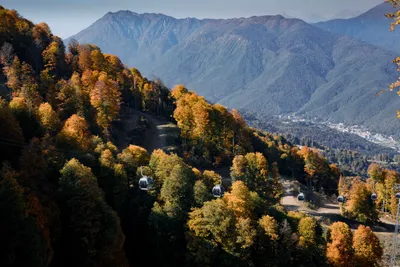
<box><xmin>2</xmin><ymin>0</ymin><xmax>384</xmax><ymax>38</ymax></box>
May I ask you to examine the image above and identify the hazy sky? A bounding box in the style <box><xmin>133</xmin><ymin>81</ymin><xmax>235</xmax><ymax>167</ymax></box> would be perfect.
<box><xmin>2</xmin><ymin>0</ymin><xmax>384</xmax><ymax>38</ymax></box>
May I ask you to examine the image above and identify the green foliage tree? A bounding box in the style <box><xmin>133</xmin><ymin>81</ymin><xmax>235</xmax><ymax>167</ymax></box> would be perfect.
<box><xmin>148</xmin><ymin>163</ymin><xmax>194</xmax><ymax>266</ymax></box>
<box><xmin>96</xmin><ymin>148</ymin><xmax>128</xmax><ymax>215</ymax></box>
<box><xmin>193</xmin><ymin>180</ymin><xmax>212</xmax><ymax>207</ymax></box>
<box><xmin>0</xmin><ymin>164</ymin><xmax>49</xmax><ymax>267</ymax></box>
<box><xmin>57</xmin><ymin>159</ymin><xmax>128</xmax><ymax>267</ymax></box>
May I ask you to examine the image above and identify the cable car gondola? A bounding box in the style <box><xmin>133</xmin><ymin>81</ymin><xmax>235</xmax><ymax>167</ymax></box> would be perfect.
<box><xmin>138</xmin><ymin>176</ymin><xmax>153</xmax><ymax>191</ymax></box>
<box><xmin>396</xmin><ymin>192</ymin><xmax>400</xmax><ymax>199</ymax></box>
<box><xmin>297</xmin><ymin>193</ymin><xmax>305</xmax><ymax>201</ymax></box>
<box><xmin>212</xmin><ymin>184</ymin><xmax>225</xmax><ymax>198</ymax></box>
<box><xmin>337</xmin><ymin>195</ymin><xmax>345</xmax><ymax>203</ymax></box>
<box><xmin>371</xmin><ymin>193</ymin><xmax>377</xmax><ymax>201</ymax></box>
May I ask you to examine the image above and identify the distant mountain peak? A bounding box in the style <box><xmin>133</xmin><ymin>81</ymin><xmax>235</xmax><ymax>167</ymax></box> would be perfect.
<box><xmin>314</xmin><ymin>2</ymin><xmax>400</xmax><ymax>53</ymax></box>
<box><xmin>356</xmin><ymin>2</ymin><xmax>395</xmax><ymax>20</ymax></box>
<box><xmin>67</xmin><ymin>7</ymin><xmax>400</xmax><ymax>138</ymax></box>
<box><xmin>363</xmin><ymin>2</ymin><xmax>394</xmax><ymax>14</ymax></box>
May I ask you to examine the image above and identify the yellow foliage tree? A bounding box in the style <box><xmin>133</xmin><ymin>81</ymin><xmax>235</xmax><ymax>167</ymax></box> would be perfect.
<box><xmin>223</xmin><ymin>181</ymin><xmax>255</xmax><ymax>218</ymax></box>
<box><xmin>202</xmin><ymin>170</ymin><xmax>221</xmax><ymax>187</ymax></box>
<box><xmin>90</xmin><ymin>72</ymin><xmax>121</xmax><ymax>135</ymax></box>
<box><xmin>38</xmin><ymin>102</ymin><xmax>59</xmax><ymax>133</ymax></box>
<box><xmin>298</xmin><ymin>217</ymin><xmax>317</xmax><ymax>249</ymax></box>
<box><xmin>352</xmin><ymin>225</ymin><xmax>383</xmax><ymax>267</ymax></box>
<box><xmin>346</xmin><ymin>178</ymin><xmax>378</xmax><ymax>224</ymax></box>
<box><xmin>117</xmin><ymin>144</ymin><xmax>149</xmax><ymax>184</ymax></box>
<box><xmin>57</xmin><ymin>114</ymin><xmax>90</xmax><ymax>150</ymax></box>
<box><xmin>258</xmin><ymin>215</ymin><xmax>278</xmax><ymax>241</ymax></box>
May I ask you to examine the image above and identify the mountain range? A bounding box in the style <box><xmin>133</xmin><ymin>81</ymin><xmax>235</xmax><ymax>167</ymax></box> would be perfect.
<box><xmin>66</xmin><ymin>3</ymin><xmax>400</xmax><ymax>138</ymax></box>
<box><xmin>314</xmin><ymin>2</ymin><xmax>400</xmax><ymax>53</ymax></box>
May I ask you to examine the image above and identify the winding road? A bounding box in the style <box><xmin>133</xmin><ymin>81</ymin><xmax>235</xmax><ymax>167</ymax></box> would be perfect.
<box><xmin>280</xmin><ymin>178</ymin><xmax>395</xmax><ymax>233</ymax></box>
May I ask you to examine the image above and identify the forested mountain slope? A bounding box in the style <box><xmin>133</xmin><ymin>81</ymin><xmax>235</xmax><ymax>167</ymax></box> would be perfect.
<box><xmin>67</xmin><ymin>9</ymin><xmax>400</xmax><ymax>137</ymax></box>
<box><xmin>1</xmin><ymin>6</ymin><xmax>370</xmax><ymax>267</ymax></box>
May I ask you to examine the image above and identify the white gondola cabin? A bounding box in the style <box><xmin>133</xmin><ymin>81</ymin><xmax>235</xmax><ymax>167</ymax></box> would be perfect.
<box><xmin>212</xmin><ymin>184</ymin><xmax>225</xmax><ymax>198</ymax></box>
<box><xmin>371</xmin><ymin>193</ymin><xmax>377</xmax><ymax>201</ymax></box>
<box><xmin>138</xmin><ymin>176</ymin><xmax>154</xmax><ymax>191</ymax></box>
<box><xmin>297</xmin><ymin>193</ymin><xmax>305</xmax><ymax>201</ymax></box>
<box><xmin>337</xmin><ymin>195</ymin><xmax>345</xmax><ymax>203</ymax></box>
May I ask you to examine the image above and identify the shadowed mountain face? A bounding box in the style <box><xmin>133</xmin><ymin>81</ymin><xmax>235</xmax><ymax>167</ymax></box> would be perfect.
<box><xmin>67</xmin><ymin>9</ymin><xmax>400</xmax><ymax>137</ymax></box>
<box><xmin>314</xmin><ymin>3</ymin><xmax>400</xmax><ymax>53</ymax></box>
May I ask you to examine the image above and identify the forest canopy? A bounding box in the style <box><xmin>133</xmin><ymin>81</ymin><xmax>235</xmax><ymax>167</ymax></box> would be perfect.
<box><xmin>0</xmin><ymin>5</ymin><xmax>388</xmax><ymax>267</ymax></box>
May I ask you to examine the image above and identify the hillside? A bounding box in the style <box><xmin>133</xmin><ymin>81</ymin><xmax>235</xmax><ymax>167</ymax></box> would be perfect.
<box><xmin>0</xmin><ymin>5</ymin><xmax>395</xmax><ymax>267</ymax></box>
<box><xmin>67</xmin><ymin>10</ymin><xmax>400</xmax><ymax>137</ymax></box>
<box><xmin>314</xmin><ymin>2</ymin><xmax>400</xmax><ymax>53</ymax></box>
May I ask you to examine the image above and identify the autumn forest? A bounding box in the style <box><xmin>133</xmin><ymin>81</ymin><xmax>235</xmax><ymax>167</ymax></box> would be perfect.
<box><xmin>0</xmin><ymin>4</ymin><xmax>398</xmax><ymax>267</ymax></box>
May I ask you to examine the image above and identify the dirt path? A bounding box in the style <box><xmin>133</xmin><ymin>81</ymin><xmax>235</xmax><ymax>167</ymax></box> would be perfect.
<box><xmin>280</xmin><ymin>178</ymin><xmax>395</xmax><ymax>231</ymax></box>
<box><xmin>116</xmin><ymin>107</ymin><xmax>179</xmax><ymax>153</ymax></box>
<box><xmin>138</xmin><ymin>111</ymin><xmax>169</xmax><ymax>153</ymax></box>
<box><xmin>280</xmin><ymin>179</ymin><xmax>340</xmax><ymax>215</ymax></box>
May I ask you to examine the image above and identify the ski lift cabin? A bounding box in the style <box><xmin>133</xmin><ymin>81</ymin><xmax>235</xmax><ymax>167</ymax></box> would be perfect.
<box><xmin>138</xmin><ymin>176</ymin><xmax>153</xmax><ymax>191</ymax></box>
<box><xmin>396</xmin><ymin>192</ymin><xmax>400</xmax><ymax>199</ymax></box>
<box><xmin>297</xmin><ymin>193</ymin><xmax>305</xmax><ymax>201</ymax></box>
<box><xmin>337</xmin><ymin>195</ymin><xmax>345</xmax><ymax>203</ymax></box>
<box><xmin>371</xmin><ymin>193</ymin><xmax>377</xmax><ymax>201</ymax></box>
<box><xmin>212</xmin><ymin>184</ymin><xmax>225</xmax><ymax>198</ymax></box>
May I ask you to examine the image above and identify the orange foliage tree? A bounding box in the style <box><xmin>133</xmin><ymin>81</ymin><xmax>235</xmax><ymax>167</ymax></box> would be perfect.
<box><xmin>56</xmin><ymin>114</ymin><xmax>91</xmax><ymax>151</ymax></box>
<box><xmin>326</xmin><ymin>222</ymin><xmax>354</xmax><ymax>267</ymax></box>
<box><xmin>352</xmin><ymin>225</ymin><xmax>383</xmax><ymax>267</ymax></box>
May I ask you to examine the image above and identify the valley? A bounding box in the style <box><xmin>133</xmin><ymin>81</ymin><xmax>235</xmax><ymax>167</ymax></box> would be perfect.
<box><xmin>281</xmin><ymin>114</ymin><xmax>400</xmax><ymax>152</ymax></box>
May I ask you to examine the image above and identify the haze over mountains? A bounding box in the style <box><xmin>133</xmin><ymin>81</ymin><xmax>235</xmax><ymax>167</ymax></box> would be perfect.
<box><xmin>67</xmin><ymin>2</ymin><xmax>400</xmax><ymax>137</ymax></box>
<box><xmin>314</xmin><ymin>2</ymin><xmax>400</xmax><ymax>53</ymax></box>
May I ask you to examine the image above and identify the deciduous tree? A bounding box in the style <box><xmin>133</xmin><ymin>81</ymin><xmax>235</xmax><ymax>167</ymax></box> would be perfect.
<box><xmin>38</xmin><ymin>102</ymin><xmax>59</xmax><ymax>133</ymax></box>
<box><xmin>90</xmin><ymin>72</ymin><xmax>121</xmax><ymax>135</ymax></box>
<box><xmin>56</xmin><ymin>114</ymin><xmax>90</xmax><ymax>151</ymax></box>
<box><xmin>326</xmin><ymin>222</ymin><xmax>353</xmax><ymax>267</ymax></box>
<box><xmin>58</xmin><ymin>159</ymin><xmax>128</xmax><ymax>267</ymax></box>
<box><xmin>352</xmin><ymin>225</ymin><xmax>383</xmax><ymax>267</ymax></box>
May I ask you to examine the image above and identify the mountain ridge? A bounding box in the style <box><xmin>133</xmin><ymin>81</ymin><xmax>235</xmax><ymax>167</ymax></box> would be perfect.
<box><xmin>314</xmin><ymin>2</ymin><xmax>400</xmax><ymax>53</ymax></box>
<box><xmin>67</xmin><ymin>8</ymin><xmax>400</xmax><ymax>137</ymax></box>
